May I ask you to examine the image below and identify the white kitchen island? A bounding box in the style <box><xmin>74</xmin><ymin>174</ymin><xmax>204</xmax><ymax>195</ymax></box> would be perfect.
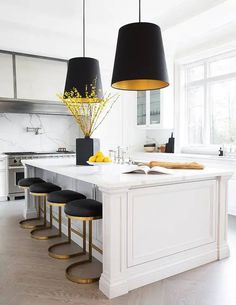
<box><xmin>22</xmin><ymin>158</ymin><xmax>232</xmax><ymax>299</ymax></box>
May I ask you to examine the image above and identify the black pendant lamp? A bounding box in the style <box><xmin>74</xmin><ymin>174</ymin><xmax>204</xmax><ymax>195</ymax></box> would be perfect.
<box><xmin>111</xmin><ymin>0</ymin><xmax>169</xmax><ymax>91</ymax></box>
<box><xmin>64</xmin><ymin>0</ymin><xmax>103</xmax><ymax>100</ymax></box>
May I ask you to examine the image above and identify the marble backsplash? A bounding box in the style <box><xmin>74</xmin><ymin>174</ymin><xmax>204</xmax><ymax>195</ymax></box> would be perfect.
<box><xmin>146</xmin><ymin>129</ymin><xmax>174</xmax><ymax>146</ymax></box>
<box><xmin>0</xmin><ymin>113</ymin><xmax>81</xmax><ymax>153</ymax></box>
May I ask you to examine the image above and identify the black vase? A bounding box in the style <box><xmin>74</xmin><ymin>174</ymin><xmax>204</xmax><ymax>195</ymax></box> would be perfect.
<box><xmin>76</xmin><ymin>137</ymin><xmax>100</xmax><ymax>165</ymax></box>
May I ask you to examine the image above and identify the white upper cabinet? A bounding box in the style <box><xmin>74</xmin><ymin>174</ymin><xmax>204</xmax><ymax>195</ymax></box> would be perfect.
<box><xmin>0</xmin><ymin>53</ymin><xmax>14</xmax><ymax>98</ymax></box>
<box><xmin>137</xmin><ymin>90</ymin><xmax>161</xmax><ymax>128</ymax></box>
<box><xmin>15</xmin><ymin>55</ymin><xmax>67</xmax><ymax>101</ymax></box>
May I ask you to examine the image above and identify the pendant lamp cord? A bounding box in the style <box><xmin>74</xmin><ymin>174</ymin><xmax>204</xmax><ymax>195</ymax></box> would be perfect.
<box><xmin>139</xmin><ymin>0</ymin><xmax>141</xmax><ymax>22</ymax></box>
<box><xmin>83</xmin><ymin>0</ymin><xmax>85</xmax><ymax>57</ymax></box>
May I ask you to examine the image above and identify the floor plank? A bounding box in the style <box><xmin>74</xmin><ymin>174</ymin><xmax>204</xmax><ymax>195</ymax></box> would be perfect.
<box><xmin>1</xmin><ymin>200</ymin><xmax>236</xmax><ymax>305</ymax></box>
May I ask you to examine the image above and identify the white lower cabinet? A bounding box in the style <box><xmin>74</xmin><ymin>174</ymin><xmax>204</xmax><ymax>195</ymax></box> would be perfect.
<box><xmin>0</xmin><ymin>157</ymin><xmax>7</xmax><ymax>201</ymax></box>
<box><xmin>228</xmin><ymin>177</ymin><xmax>236</xmax><ymax>216</ymax></box>
<box><xmin>0</xmin><ymin>170</ymin><xmax>7</xmax><ymax>201</ymax></box>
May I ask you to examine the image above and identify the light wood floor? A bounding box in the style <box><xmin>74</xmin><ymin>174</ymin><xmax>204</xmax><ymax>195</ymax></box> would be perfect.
<box><xmin>1</xmin><ymin>200</ymin><xmax>236</xmax><ymax>305</ymax></box>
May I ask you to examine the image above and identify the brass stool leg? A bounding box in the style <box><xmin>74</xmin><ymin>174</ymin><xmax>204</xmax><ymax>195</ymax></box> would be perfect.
<box><xmin>89</xmin><ymin>220</ymin><xmax>92</xmax><ymax>262</ymax></box>
<box><xmin>58</xmin><ymin>206</ymin><xmax>62</xmax><ymax>236</ymax></box>
<box><xmin>83</xmin><ymin>220</ymin><xmax>86</xmax><ymax>253</ymax></box>
<box><xmin>38</xmin><ymin>197</ymin><xmax>41</xmax><ymax>218</ymax></box>
<box><xmin>48</xmin><ymin>216</ymin><xmax>85</xmax><ymax>259</ymax></box>
<box><xmin>31</xmin><ymin>196</ymin><xmax>61</xmax><ymax>240</ymax></box>
<box><xmin>19</xmin><ymin>196</ymin><xmax>44</xmax><ymax>229</ymax></box>
<box><xmin>65</xmin><ymin>219</ymin><xmax>101</xmax><ymax>284</ymax></box>
<box><xmin>68</xmin><ymin>217</ymin><xmax>71</xmax><ymax>241</ymax></box>
<box><xmin>43</xmin><ymin>196</ymin><xmax>47</xmax><ymax>226</ymax></box>
<box><xmin>49</xmin><ymin>205</ymin><xmax>53</xmax><ymax>227</ymax></box>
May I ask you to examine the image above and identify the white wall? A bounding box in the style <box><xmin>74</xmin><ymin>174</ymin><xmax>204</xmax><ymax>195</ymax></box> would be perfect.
<box><xmin>93</xmin><ymin>70</ymin><xmax>146</xmax><ymax>154</ymax></box>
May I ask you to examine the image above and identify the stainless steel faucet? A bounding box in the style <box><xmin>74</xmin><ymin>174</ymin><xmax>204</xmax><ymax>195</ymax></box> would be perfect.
<box><xmin>26</xmin><ymin>127</ymin><xmax>42</xmax><ymax>135</ymax></box>
<box><xmin>111</xmin><ymin>146</ymin><xmax>127</xmax><ymax>164</ymax></box>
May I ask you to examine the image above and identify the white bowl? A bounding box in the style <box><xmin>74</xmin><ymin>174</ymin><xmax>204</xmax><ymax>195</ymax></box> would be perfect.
<box><xmin>144</xmin><ymin>147</ymin><xmax>155</xmax><ymax>152</ymax></box>
<box><xmin>87</xmin><ymin>161</ymin><xmax>113</xmax><ymax>166</ymax></box>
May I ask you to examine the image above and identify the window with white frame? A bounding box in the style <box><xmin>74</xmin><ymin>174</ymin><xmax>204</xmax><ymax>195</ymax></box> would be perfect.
<box><xmin>184</xmin><ymin>52</ymin><xmax>236</xmax><ymax>145</ymax></box>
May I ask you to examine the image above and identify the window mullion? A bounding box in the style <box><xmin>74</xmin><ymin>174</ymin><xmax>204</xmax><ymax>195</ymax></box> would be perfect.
<box><xmin>146</xmin><ymin>91</ymin><xmax>150</xmax><ymax>126</ymax></box>
<box><xmin>203</xmin><ymin>62</ymin><xmax>210</xmax><ymax>144</ymax></box>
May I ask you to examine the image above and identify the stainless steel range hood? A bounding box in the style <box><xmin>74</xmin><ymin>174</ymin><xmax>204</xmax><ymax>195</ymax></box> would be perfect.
<box><xmin>0</xmin><ymin>50</ymin><xmax>71</xmax><ymax>116</ymax></box>
<box><xmin>0</xmin><ymin>98</ymin><xmax>71</xmax><ymax>116</ymax></box>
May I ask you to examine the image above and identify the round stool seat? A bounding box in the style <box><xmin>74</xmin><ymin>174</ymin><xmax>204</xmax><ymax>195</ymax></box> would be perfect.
<box><xmin>30</xmin><ymin>182</ymin><xmax>61</xmax><ymax>194</ymax></box>
<box><xmin>48</xmin><ymin>190</ymin><xmax>86</xmax><ymax>205</ymax></box>
<box><xmin>64</xmin><ymin>199</ymin><xmax>102</xmax><ymax>218</ymax></box>
<box><xmin>18</xmin><ymin>177</ymin><xmax>45</xmax><ymax>188</ymax></box>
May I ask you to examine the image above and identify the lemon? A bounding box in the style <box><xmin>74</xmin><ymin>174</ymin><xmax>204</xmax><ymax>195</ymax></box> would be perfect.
<box><xmin>96</xmin><ymin>156</ymin><xmax>104</xmax><ymax>162</ymax></box>
<box><xmin>103</xmin><ymin>157</ymin><xmax>112</xmax><ymax>162</ymax></box>
<box><xmin>88</xmin><ymin>156</ymin><xmax>96</xmax><ymax>162</ymax></box>
<box><xmin>95</xmin><ymin>151</ymin><xmax>104</xmax><ymax>157</ymax></box>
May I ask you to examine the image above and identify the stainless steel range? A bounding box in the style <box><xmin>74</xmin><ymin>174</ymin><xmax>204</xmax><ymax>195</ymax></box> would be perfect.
<box><xmin>4</xmin><ymin>151</ymin><xmax>75</xmax><ymax>200</ymax></box>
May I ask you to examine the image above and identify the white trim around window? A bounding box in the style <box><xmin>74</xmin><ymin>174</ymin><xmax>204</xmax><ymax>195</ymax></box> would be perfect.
<box><xmin>174</xmin><ymin>40</ymin><xmax>236</xmax><ymax>153</ymax></box>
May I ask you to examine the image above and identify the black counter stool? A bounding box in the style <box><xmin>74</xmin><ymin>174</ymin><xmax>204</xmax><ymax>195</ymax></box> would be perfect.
<box><xmin>29</xmin><ymin>182</ymin><xmax>61</xmax><ymax>240</ymax></box>
<box><xmin>64</xmin><ymin>199</ymin><xmax>102</xmax><ymax>284</ymax></box>
<box><xmin>47</xmin><ymin>190</ymin><xmax>86</xmax><ymax>259</ymax></box>
<box><xmin>18</xmin><ymin>177</ymin><xmax>45</xmax><ymax>229</ymax></box>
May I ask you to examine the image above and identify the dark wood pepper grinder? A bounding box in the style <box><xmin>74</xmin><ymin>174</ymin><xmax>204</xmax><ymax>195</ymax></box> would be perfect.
<box><xmin>219</xmin><ymin>147</ymin><xmax>223</xmax><ymax>156</ymax></box>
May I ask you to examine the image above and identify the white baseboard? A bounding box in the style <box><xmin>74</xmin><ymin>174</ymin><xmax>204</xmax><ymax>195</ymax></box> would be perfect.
<box><xmin>100</xmin><ymin>250</ymin><xmax>218</xmax><ymax>299</ymax></box>
<box><xmin>218</xmin><ymin>244</ymin><xmax>230</xmax><ymax>260</ymax></box>
<box><xmin>228</xmin><ymin>208</ymin><xmax>236</xmax><ymax>216</ymax></box>
<box><xmin>99</xmin><ymin>275</ymin><xmax>128</xmax><ymax>299</ymax></box>
<box><xmin>0</xmin><ymin>195</ymin><xmax>8</xmax><ymax>202</ymax></box>
<box><xmin>128</xmin><ymin>250</ymin><xmax>218</xmax><ymax>292</ymax></box>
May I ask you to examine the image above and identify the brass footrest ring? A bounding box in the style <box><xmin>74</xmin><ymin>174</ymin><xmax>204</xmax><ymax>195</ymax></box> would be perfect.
<box><xmin>31</xmin><ymin>227</ymin><xmax>61</xmax><ymax>240</ymax></box>
<box><xmin>65</xmin><ymin>259</ymin><xmax>100</xmax><ymax>284</ymax></box>
<box><xmin>48</xmin><ymin>242</ymin><xmax>85</xmax><ymax>259</ymax></box>
<box><xmin>19</xmin><ymin>217</ymin><xmax>43</xmax><ymax>229</ymax></box>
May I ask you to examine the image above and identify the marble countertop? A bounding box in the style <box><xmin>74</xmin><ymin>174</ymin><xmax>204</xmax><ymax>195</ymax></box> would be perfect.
<box><xmin>133</xmin><ymin>152</ymin><xmax>236</xmax><ymax>162</ymax></box>
<box><xmin>22</xmin><ymin>157</ymin><xmax>233</xmax><ymax>190</ymax></box>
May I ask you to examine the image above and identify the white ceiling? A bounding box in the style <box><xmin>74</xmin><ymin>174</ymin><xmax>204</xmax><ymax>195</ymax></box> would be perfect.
<box><xmin>0</xmin><ymin>0</ymin><xmax>235</xmax><ymax>70</ymax></box>
<box><xmin>0</xmin><ymin>0</ymin><xmax>229</xmax><ymax>39</ymax></box>
<box><xmin>164</xmin><ymin>0</ymin><xmax>236</xmax><ymax>56</ymax></box>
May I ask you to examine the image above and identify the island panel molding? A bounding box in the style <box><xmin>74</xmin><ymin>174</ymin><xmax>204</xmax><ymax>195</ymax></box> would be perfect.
<box><xmin>218</xmin><ymin>175</ymin><xmax>231</xmax><ymax>260</ymax></box>
<box><xmin>22</xmin><ymin>158</ymin><xmax>232</xmax><ymax>298</ymax></box>
<box><xmin>127</xmin><ymin>180</ymin><xmax>216</xmax><ymax>267</ymax></box>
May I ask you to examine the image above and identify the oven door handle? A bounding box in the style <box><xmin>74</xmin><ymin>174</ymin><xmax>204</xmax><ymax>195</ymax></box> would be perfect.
<box><xmin>9</xmin><ymin>166</ymin><xmax>24</xmax><ymax>170</ymax></box>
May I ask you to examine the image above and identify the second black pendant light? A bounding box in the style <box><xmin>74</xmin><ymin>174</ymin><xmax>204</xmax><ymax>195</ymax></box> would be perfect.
<box><xmin>64</xmin><ymin>0</ymin><xmax>103</xmax><ymax>100</ymax></box>
<box><xmin>111</xmin><ymin>0</ymin><xmax>169</xmax><ymax>91</ymax></box>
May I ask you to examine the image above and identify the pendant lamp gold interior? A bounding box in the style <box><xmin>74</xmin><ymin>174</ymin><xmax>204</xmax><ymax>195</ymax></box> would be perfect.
<box><xmin>112</xmin><ymin>79</ymin><xmax>169</xmax><ymax>91</ymax></box>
